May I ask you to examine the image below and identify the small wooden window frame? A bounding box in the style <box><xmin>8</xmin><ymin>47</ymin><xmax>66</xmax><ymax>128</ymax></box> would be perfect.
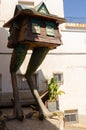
<box><xmin>46</xmin><ymin>21</ymin><xmax>55</xmax><ymax>37</ymax></box>
<box><xmin>31</xmin><ymin>18</ymin><xmax>40</xmax><ymax>34</ymax></box>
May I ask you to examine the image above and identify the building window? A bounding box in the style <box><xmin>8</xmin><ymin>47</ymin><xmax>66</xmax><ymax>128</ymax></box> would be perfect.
<box><xmin>31</xmin><ymin>18</ymin><xmax>40</xmax><ymax>34</ymax></box>
<box><xmin>53</xmin><ymin>72</ymin><xmax>63</xmax><ymax>85</ymax></box>
<box><xmin>17</xmin><ymin>73</ymin><xmax>38</xmax><ymax>90</ymax></box>
<box><xmin>0</xmin><ymin>74</ymin><xmax>2</xmax><ymax>91</ymax></box>
<box><xmin>64</xmin><ymin>109</ymin><xmax>78</xmax><ymax>123</ymax></box>
<box><xmin>46</xmin><ymin>21</ymin><xmax>55</xmax><ymax>37</ymax></box>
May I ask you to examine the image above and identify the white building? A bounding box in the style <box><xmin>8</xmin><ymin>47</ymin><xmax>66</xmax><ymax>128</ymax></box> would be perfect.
<box><xmin>59</xmin><ymin>23</ymin><xmax>86</xmax><ymax>124</ymax></box>
<box><xmin>0</xmin><ymin>0</ymin><xmax>86</xmax><ymax>124</ymax></box>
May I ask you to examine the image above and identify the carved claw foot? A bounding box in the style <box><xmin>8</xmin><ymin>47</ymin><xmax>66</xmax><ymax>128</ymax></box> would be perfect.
<box><xmin>5</xmin><ymin>113</ymin><xmax>24</xmax><ymax>121</ymax></box>
<box><xmin>11</xmin><ymin>98</ymin><xmax>24</xmax><ymax>121</ymax></box>
<box><xmin>13</xmin><ymin>107</ymin><xmax>24</xmax><ymax>121</ymax></box>
<box><xmin>16</xmin><ymin>113</ymin><xmax>24</xmax><ymax>121</ymax></box>
<box><xmin>38</xmin><ymin>109</ymin><xmax>44</xmax><ymax>120</ymax></box>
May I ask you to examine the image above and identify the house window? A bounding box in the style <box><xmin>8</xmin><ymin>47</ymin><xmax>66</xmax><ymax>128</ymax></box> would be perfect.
<box><xmin>64</xmin><ymin>109</ymin><xmax>78</xmax><ymax>123</ymax></box>
<box><xmin>53</xmin><ymin>72</ymin><xmax>63</xmax><ymax>85</ymax></box>
<box><xmin>39</xmin><ymin>5</ymin><xmax>47</xmax><ymax>14</ymax></box>
<box><xmin>38</xmin><ymin>4</ymin><xmax>49</xmax><ymax>14</ymax></box>
<box><xmin>46</xmin><ymin>21</ymin><xmax>55</xmax><ymax>37</ymax></box>
<box><xmin>0</xmin><ymin>74</ymin><xmax>2</xmax><ymax>91</ymax></box>
<box><xmin>31</xmin><ymin>18</ymin><xmax>40</xmax><ymax>34</ymax></box>
<box><xmin>17</xmin><ymin>73</ymin><xmax>38</xmax><ymax>90</ymax></box>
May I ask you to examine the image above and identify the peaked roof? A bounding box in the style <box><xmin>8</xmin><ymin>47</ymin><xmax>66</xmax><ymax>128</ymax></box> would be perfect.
<box><xmin>34</xmin><ymin>2</ymin><xmax>50</xmax><ymax>14</ymax></box>
<box><xmin>14</xmin><ymin>5</ymin><xmax>23</xmax><ymax>16</ymax></box>
<box><xmin>3</xmin><ymin>2</ymin><xmax>66</xmax><ymax>28</ymax></box>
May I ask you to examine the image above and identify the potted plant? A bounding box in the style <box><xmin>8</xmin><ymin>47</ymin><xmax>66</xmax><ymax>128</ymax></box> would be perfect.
<box><xmin>47</xmin><ymin>77</ymin><xmax>65</xmax><ymax>112</ymax></box>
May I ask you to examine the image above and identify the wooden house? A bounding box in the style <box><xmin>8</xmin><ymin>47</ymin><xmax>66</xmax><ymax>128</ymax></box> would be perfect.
<box><xmin>3</xmin><ymin>2</ymin><xmax>66</xmax><ymax>50</ymax></box>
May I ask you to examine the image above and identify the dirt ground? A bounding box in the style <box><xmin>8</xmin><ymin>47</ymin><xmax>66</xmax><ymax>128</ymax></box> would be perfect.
<box><xmin>0</xmin><ymin>107</ymin><xmax>63</xmax><ymax>130</ymax></box>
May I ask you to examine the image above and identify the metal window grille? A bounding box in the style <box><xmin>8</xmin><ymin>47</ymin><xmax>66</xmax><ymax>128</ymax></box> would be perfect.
<box><xmin>64</xmin><ymin>109</ymin><xmax>78</xmax><ymax>123</ymax></box>
<box><xmin>53</xmin><ymin>72</ymin><xmax>63</xmax><ymax>85</ymax></box>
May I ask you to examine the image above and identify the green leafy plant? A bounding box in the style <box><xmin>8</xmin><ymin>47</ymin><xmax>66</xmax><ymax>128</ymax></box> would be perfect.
<box><xmin>48</xmin><ymin>77</ymin><xmax>65</xmax><ymax>101</ymax></box>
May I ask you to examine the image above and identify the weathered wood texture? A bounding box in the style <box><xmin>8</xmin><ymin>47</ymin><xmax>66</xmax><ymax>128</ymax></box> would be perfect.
<box><xmin>19</xmin><ymin>17</ymin><xmax>61</xmax><ymax>49</ymax></box>
<box><xmin>7</xmin><ymin>16</ymin><xmax>62</xmax><ymax>49</ymax></box>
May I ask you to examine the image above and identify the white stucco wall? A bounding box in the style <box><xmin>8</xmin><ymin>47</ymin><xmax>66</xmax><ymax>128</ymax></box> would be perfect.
<box><xmin>45</xmin><ymin>0</ymin><xmax>64</xmax><ymax>17</ymax></box>
<box><xmin>58</xmin><ymin>27</ymin><xmax>86</xmax><ymax>116</ymax></box>
<box><xmin>0</xmin><ymin>0</ymin><xmax>18</xmax><ymax>23</ymax></box>
<box><xmin>0</xmin><ymin>0</ymin><xmax>18</xmax><ymax>53</ymax></box>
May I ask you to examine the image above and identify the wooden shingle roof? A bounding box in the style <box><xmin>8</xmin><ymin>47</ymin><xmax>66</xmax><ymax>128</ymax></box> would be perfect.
<box><xmin>3</xmin><ymin>2</ymin><xmax>66</xmax><ymax>28</ymax></box>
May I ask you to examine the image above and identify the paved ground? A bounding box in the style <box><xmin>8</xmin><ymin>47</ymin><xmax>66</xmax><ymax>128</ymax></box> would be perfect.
<box><xmin>64</xmin><ymin>122</ymin><xmax>86</xmax><ymax>130</ymax></box>
<box><xmin>0</xmin><ymin>108</ymin><xmax>63</xmax><ymax>130</ymax></box>
<box><xmin>64</xmin><ymin>128</ymin><xmax>85</xmax><ymax>130</ymax></box>
<box><xmin>65</xmin><ymin>123</ymin><xmax>86</xmax><ymax>130</ymax></box>
<box><xmin>1</xmin><ymin>108</ymin><xmax>86</xmax><ymax>130</ymax></box>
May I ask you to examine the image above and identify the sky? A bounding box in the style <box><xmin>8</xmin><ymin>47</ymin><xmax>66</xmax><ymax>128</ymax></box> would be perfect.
<box><xmin>63</xmin><ymin>0</ymin><xmax>86</xmax><ymax>23</ymax></box>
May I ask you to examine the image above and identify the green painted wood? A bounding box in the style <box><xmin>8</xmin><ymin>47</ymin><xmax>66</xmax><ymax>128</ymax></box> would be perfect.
<box><xmin>35</xmin><ymin>2</ymin><xmax>49</xmax><ymax>14</ymax></box>
<box><xmin>10</xmin><ymin>45</ymin><xmax>27</xmax><ymax>72</ymax></box>
<box><xmin>31</xmin><ymin>18</ymin><xmax>40</xmax><ymax>34</ymax></box>
<box><xmin>46</xmin><ymin>21</ymin><xmax>55</xmax><ymax>36</ymax></box>
<box><xmin>26</xmin><ymin>47</ymin><xmax>49</xmax><ymax>76</ymax></box>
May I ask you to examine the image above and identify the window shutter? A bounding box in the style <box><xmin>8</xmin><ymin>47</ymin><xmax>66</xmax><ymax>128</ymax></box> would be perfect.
<box><xmin>31</xmin><ymin>18</ymin><xmax>40</xmax><ymax>34</ymax></box>
<box><xmin>46</xmin><ymin>21</ymin><xmax>55</xmax><ymax>36</ymax></box>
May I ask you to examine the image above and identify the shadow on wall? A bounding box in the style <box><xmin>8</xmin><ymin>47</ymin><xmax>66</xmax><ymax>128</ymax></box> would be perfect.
<box><xmin>17</xmin><ymin>69</ymin><xmax>48</xmax><ymax>92</ymax></box>
<box><xmin>0</xmin><ymin>68</ymin><xmax>48</xmax><ymax>107</ymax></box>
<box><xmin>37</xmin><ymin>69</ymin><xmax>48</xmax><ymax>92</ymax></box>
<box><xmin>0</xmin><ymin>27</ymin><xmax>10</xmax><ymax>52</ymax></box>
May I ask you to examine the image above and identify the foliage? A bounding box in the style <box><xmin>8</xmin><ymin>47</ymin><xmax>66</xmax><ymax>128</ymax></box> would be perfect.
<box><xmin>48</xmin><ymin>77</ymin><xmax>65</xmax><ymax>101</ymax></box>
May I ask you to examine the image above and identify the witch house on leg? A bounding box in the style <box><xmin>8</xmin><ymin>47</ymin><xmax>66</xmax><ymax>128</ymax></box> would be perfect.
<box><xmin>3</xmin><ymin>2</ymin><xmax>66</xmax><ymax>120</ymax></box>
